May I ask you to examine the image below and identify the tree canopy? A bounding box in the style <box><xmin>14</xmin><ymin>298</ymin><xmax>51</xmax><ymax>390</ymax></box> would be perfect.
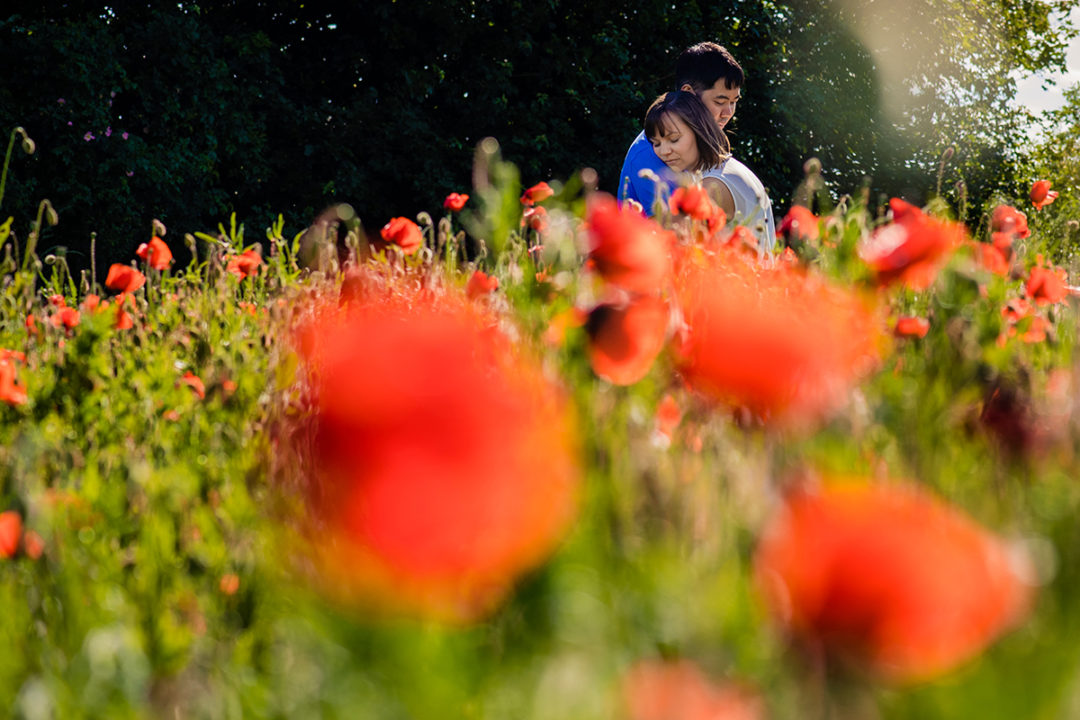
<box><xmin>0</xmin><ymin>1</ymin><xmax>1074</xmax><ymax>272</ymax></box>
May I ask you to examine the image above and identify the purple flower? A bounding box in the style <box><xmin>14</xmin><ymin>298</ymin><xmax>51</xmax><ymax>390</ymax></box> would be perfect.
<box><xmin>126</xmin><ymin>171</ymin><xmax>134</xmax><ymax>177</ymax></box>
<box><xmin>67</xmin><ymin>121</ymin><xmax>73</xmax><ymax>127</ymax></box>
<box><xmin>57</xmin><ymin>98</ymin><xmax>65</xmax><ymax>104</ymax></box>
<box><xmin>83</xmin><ymin>132</ymin><xmax>95</xmax><ymax>141</ymax></box>
<box><xmin>105</xmin><ymin>126</ymin><xmax>112</xmax><ymax>137</ymax></box>
<box><xmin>121</xmin><ymin>132</ymin><xmax>129</xmax><ymax>140</ymax></box>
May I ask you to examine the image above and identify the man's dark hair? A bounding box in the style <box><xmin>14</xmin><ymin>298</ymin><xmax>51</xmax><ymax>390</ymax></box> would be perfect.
<box><xmin>675</xmin><ymin>42</ymin><xmax>744</xmax><ymax>92</ymax></box>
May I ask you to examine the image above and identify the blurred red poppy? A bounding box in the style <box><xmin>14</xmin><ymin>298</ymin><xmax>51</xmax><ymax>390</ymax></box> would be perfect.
<box><xmin>380</xmin><ymin>217</ymin><xmax>423</xmax><ymax>255</ymax></box>
<box><xmin>443</xmin><ymin>192</ymin><xmax>469</xmax><ymax>211</ymax></box>
<box><xmin>138</xmin><ymin>236</ymin><xmax>174</xmax><ymax>270</ymax></box>
<box><xmin>976</xmin><ymin>242</ymin><xmax>1010</xmax><ymax>276</ymax></box>
<box><xmin>1030</xmin><ymin>180</ymin><xmax>1059</xmax><ymax>211</ymax></box>
<box><xmin>179</xmin><ymin>371</ymin><xmax>206</xmax><ymax>399</ymax></box>
<box><xmin>894</xmin><ymin>316</ymin><xmax>930</xmax><ymax>338</ymax></box>
<box><xmin>859</xmin><ymin>199</ymin><xmax>963</xmax><ymax>289</ymax></box>
<box><xmin>755</xmin><ymin>481</ymin><xmax>1031</xmax><ymax>683</ymax></box>
<box><xmin>623</xmin><ymin>660</ymin><xmax>763</xmax><ymax>720</ymax></box>
<box><xmin>654</xmin><ymin>393</ymin><xmax>682</xmax><ymax>442</ymax></box>
<box><xmin>586</xmin><ymin>194</ymin><xmax>673</xmax><ymax>294</ymax></box>
<box><xmin>779</xmin><ymin>205</ymin><xmax>820</xmax><ymax>243</ymax></box>
<box><xmin>520</xmin><ymin>181</ymin><xmax>554</xmax><ymax>206</ymax></box>
<box><xmin>670</xmin><ymin>186</ymin><xmax>717</xmax><ymax>222</ymax></box>
<box><xmin>22</xmin><ymin>529</ymin><xmax>43</xmax><ymax>560</ymax></box>
<box><xmin>226</xmin><ymin>249</ymin><xmax>263</xmax><ymax>279</ymax></box>
<box><xmin>105</xmin><ymin>264</ymin><xmax>146</xmax><ymax>293</ymax></box>
<box><xmin>0</xmin><ymin>511</ymin><xmax>21</xmax><ymax>558</ymax></box>
<box><xmin>1025</xmin><ymin>262</ymin><xmax>1068</xmax><ymax>306</ymax></box>
<box><xmin>860</xmin><ymin>199</ymin><xmax>964</xmax><ymax>289</ymax></box>
<box><xmin>674</xmin><ymin>250</ymin><xmax>881</xmax><ymax>427</ymax></box>
<box><xmin>50</xmin><ymin>307</ymin><xmax>80</xmax><ymax>330</ymax></box>
<box><xmin>991</xmin><ymin>205</ymin><xmax>1030</xmax><ymax>239</ymax></box>
<box><xmin>523</xmin><ymin>205</ymin><xmax>548</xmax><ymax>232</ymax></box>
<box><xmin>586</xmin><ymin>296</ymin><xmax>669</xmax><ymax>385</ymax></box>
<box><xmin>466</xmin><ymin>269</ymin><xmax>499</xmax><ymax>299</ymax></box>
<box><xmin>294</xmin><ymin>287</ymin><xmax>579</xmax><ymax>621</ymax></box>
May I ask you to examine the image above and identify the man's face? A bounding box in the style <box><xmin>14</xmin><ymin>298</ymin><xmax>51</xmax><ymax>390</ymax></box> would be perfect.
<box><xmin>682</xmin><ymin>79</ymin><xmax>741</xmax><ymax>129</ymax></box>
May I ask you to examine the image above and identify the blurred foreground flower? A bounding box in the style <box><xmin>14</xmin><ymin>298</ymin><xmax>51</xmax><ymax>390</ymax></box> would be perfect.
<box><xmin>0</xmin><ymin>359</ymin><xmax>28</xmax><ymax>406</ymax></box>
<box><xmin>860</xmin><ymin>199</ymin><xmax>964</xmax><ymax>289</ymax></box>
<box><xmin>755</xmin><ymin>481</ymin><xmax>1032</xmax><ymax>684</ymax></box>
<box><xmin>585</xmin><ymin>296</ymin><xmax>669</xmax><ymax>386</ymax></box>
<box><xmin>674</xmin><ymin>250</ymin><xmax>882</xmax><ymax>427</ymax></box>
<box><xmin>291</xmin><ymin>285</ymin><xmax>580</xmax><ymax>621</ymax></box>
<box><xmin>622</xmin><ymin>659</ymin><xmax>763</xmax><ymax>720</ymax></box>
<box><xmin>0</xmin><ymin>511</ymin><xmax>20</xmax><ymax>558</ymax></box>
<box><xmin>586</xmin><ymin>194</ymin><xmax>673</xmax><ymax>294</ymax></box>
<box><xmin>778</xmin><ymin>205</ymin><xmax>820</xmax><ymax>244</ymax></box>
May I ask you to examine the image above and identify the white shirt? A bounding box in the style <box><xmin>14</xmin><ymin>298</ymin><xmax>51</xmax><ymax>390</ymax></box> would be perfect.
<box><xmin>704</xmin><ymin>158</ymin><xmax>777</xmax><ymax>251</ymax></box>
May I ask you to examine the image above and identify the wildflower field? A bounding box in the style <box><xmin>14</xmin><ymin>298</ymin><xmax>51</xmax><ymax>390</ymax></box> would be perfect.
<box><xmin>3</xmin><ymin>126</ymin><xmax>1080</xmax><ymax>720</ymax></box>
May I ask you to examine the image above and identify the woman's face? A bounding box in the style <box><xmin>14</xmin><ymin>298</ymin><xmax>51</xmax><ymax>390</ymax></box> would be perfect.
<box><xmin>649</xmin><ymin>112</ymin><xmax>700</xmax><ymax>173</ymax></box>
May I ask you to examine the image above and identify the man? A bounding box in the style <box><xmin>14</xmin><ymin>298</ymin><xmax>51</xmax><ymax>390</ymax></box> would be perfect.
<box><xmin>618</xmin><ymin>42</ymin><xmax>776</xmax><ymax>249</ymax></box>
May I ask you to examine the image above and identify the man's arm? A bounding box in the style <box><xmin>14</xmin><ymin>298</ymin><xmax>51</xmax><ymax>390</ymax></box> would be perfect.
<box><xmin>618</xmin><ymin>132</ymin><xmax>673</xmax><ymax>215</ymax></box>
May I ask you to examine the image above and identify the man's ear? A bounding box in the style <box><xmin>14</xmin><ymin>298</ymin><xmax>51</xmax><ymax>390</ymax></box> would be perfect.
<box><xmin>679</xmin><ymin>82</ymin><xmax>695</xmax><ymax>94</ymax></box>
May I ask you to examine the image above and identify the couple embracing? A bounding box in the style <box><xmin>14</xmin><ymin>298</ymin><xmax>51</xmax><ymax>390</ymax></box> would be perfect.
<box><xmin>618</xmin><ymin>42</ymin><xmax>777</xmax><ymax>250</ymax></box>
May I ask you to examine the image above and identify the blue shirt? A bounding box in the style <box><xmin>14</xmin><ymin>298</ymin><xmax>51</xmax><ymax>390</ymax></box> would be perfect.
<box><xmin>617</xmin><ymin>131</ymin><xmax>677</xmax><ymax>215</ymax></box>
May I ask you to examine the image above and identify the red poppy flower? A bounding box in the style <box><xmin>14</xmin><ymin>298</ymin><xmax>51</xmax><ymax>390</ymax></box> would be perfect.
<box><xmin>991</xmin><ymin>205</ymin><xmax>1030</xmax><ymax>239</ymax></box>
<box><xmin>860</xmin><ymin>199</ymin><xmax>964</xmax><ymax>289</ymax></box>
<box><xmin>25</xmin><ymin>314</ymin><xmax>37</xmax><ymax>336</ymax></box>
<box><xmin>50</xmin><ymin>307</ymin><xmax>80</xmax><ymax>330</ymax></box>
<box><xmin>48</xmin><ymin>294</ymin><xmax>65</xmax><ymax>307</ymax></box>
<box><xmin>293</xmin><ymin>287</ymin><xmax>580</xmax><ymax>621</ymax></box>
<box><xmin>670</xmin><ymin>186</ymin><xmax>717</xmax><ymax>222</ymax></box>
<box><xmin>523</xmin><ymin>205</ymin><xmax>548</xmax><ymax>232</ymax></box>
<box><xmin>586</xmin><ymin>194</ymin><xmax>673</xmax><ymax>294</ymax></box>
<box><xmin>22</xmin><ymin>530</ymin><xmax>43</xmax><ymax>560</ymax></box>
<box><xmin>674</xmin><ymin>251</ymin><xmax>881</xmax><ymax>427</ymax></box>
<box><xmin>466</xmin><ymin>269</ymin><xmax>499</xmax><ymax>299</ymax></box>
<box><xmin>137</xmin><ymin>236</ymin><xmax>173</xmax><ymax>270</ymax></box>
<box><xmin>586</xmin><ymin>296</ymin><xmax>669</xmax><ymax>386</ymax></box>
<box><xmin>179</xmin><ymin>371</ymin><xmax>206</xmax><ymax>399</ymax></box>
<box><xmin>0</xmin><ymin>511</ymin><xmax>20</xmax><ymax>558</ymax></box>
<box><xmin>654</xmin><ymin>394</ymin><xmax>682</xmax><ymax>442</ymax></box>
<box><xmin>105</xmin><ymin>264</ymin><xmax>146</xmax><ymax>293</ymax></box>
<box><xmin>622</xmin><ymin>660</ymin><xmax>763</xmax><ymax>720</ymax></box>
<box><xmin>380</xmin><ymin>216</ymin><xmax>424</xmax><ymax>255</ymax></box>
<box><xmin>226</xmin><ymin>249</ymin><xmax>263</xmax><ymax>279</ymax></box>
<box><xmin>755</xmin><ymin>481</ymin><xmax>1032</xmax><ymax>684</ymax></box>
<box><xmin>520</xmin><ymin>181</ymin><xmax>554</xmax><ymax>206</ymax></box>
<box><xmin>219</xmin><ymin>573</ymin><xmax>240</xmax><ymax>596</ymax></box>
<box><xmin>894</xmin><ymin>316</ymin><xmax>930</xmax><ymax>338</ymax></box>
<box><xmin>779</xmin><ymin>205</ymin><xmax>821</xmax><ymax>243</ymax></box>
<box><xmin>1030</xmin><ymin>180</ymin><xmax>1059</xmax><ymax>211</ymax></box>
<box><xmin>81</xmin><ymin>294</ymin><xmax>101</xmax><ymax>312</ymax></box>
<box><xmin>443</xmin><ymin>192</ymin><xmax>469</xmax><ymax>211</ymax></box>
<box><xmin>1025</xmin><ymin>262</ymin><xmax>1068</xmax><ymax>305</ymax></box>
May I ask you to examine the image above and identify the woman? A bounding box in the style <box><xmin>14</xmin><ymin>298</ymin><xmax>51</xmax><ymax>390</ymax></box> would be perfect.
<box><xmin>644</xmin><ymin>91</ymin><xmax>776</xmax><ymax>249</ymax></box>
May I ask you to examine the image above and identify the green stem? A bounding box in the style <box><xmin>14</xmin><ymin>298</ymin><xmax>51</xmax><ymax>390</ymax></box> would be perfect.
<box><xmin>0</xmin><ymin>128</ymin><xmax>18</xmax><ymax>213</ymax></box>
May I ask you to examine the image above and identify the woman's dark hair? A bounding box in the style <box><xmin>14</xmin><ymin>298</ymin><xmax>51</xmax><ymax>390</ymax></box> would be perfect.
<box><xmin>675</xmin><ymin>42</ymin><xmax>744</xmax><ymax>93</ymax></box>
<box><xmin>643</xmin><ymin>91</ymin><xmax>730</xmax><ymax>171</ymax></box>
